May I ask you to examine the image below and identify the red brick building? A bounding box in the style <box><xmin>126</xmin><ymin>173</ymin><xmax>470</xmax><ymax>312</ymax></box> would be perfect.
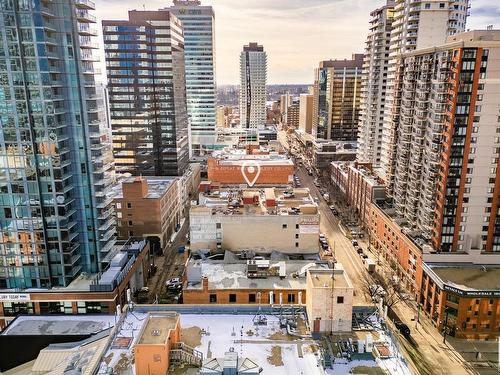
<box><xmin>207</xmin><ymin>156</ymin><xmax>294</xmax><ymax>185</ymax></box>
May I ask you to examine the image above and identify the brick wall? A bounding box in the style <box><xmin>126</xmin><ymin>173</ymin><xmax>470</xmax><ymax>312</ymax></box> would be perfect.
<box><xmin>207</xmin><ymin>158</ymin><xmax>294</xmax><ymax>185</ymax></box>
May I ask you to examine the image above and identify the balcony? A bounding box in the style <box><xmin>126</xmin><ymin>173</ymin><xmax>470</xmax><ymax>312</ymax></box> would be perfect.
<box><xmin>76</xmin><ymin>10</ymin><xmax>96</xmax><ymax>23</ymax></box>
<box><xmin>78</xmin><ymin>24</ymin><xmax>98</xmax><ymax>36</ymax></box>
<box><xmin>75</xmin><ymin>0</ymin><xmax>95</xmax><ymax>10</ymax></box>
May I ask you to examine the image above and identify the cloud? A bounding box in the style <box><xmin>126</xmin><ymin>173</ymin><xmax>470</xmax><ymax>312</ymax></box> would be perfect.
<box><xmin>93</xmin><ymin>0</ymin><xmax>494</xmax><ymax>84</ymax></box>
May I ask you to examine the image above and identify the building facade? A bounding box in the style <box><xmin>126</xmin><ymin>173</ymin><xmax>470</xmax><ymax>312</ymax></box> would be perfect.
<box><xmin>330</xmin><ymin>162</ymin><xmax>386</xmax><ymax>223</ymax></box>
<box><xmin>169</xmin><ymin>0</ymin><xmax>217</xmax><ymax>156</ymax></box>
<box><xmin>113</xmin><ymin>177</ymin><xmax>181</xmax><ymax>251</ymax></box>
<box><xmin>103</xmin><ymin>10</ymin><xmax>189</xmax><ymax>176</ymax></box>
<box><xmin>380</xmin><ymin>0</ymin><xmax>469</xmax><ymax>190</ymax></box>
<box><xmin>306</xmin><ymin>268</ymin><xmax>354</xmax><ymax>334</ymax></box>
<box><xmin>239</xmin><ymin>43</ymin><xmax>267</xmax><ymax>129</ymax></box>
<box><xmin>285</xmin><ymin>99</ymin><xmax>299</xmax><ymax>128</ymax></box>
<box><xmin>190</xmin><ymin>187</ymin><xmax>319</xmax><ymax>254</ymax></box>
<box><xmin>312</xmin><ymin>54</ymin><xmax>363</xmax><ymax>141</ymax></box>
<box><xmin>0</xmin><ymin>239</ymin><xmax>151</xmax><ymax>328</ymax></box>
<box><xmin>0</xmin><ymin>0</ymin><xmax>116</xmax><ymax>288</ymax></box>
<box><xmin>384</xmin><ymin>31</ymin><xmax>500</xmax><ymax>252</ymax></box>
<box><xmin>207</xmin><ymin>154</ymin><xmax>294</xmax><ymax>186</ymax></box>
<box><xmin>357</xmin><ymin>1</ymin><xmax>395</xmax><ymax>166</ymax></box>
<box><xmin>299</xmin><ymin>93</ymin><xmax>314</xmax><ymax>134</ymax></box>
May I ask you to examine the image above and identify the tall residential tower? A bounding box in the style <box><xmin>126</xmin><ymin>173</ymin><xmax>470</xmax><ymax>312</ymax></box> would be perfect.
<box><xmin>380</xmin><ymin>0</ymin><xmax>470</xmax><ymax>191</ymax></box>
<box><xmin>169</xmin><ymin>0</ymin><xmax>216</xmax><ymax>156</ymax></box>
<box><xmin>239</xmin><ymin>43</ymin><xmax>267</xmax><ymax>129</ymax></box>
<box><xmin>103</xmin><ymin>10</ymin><xmax>189</xmax><ymax>176</ymax></box>
<box><xmin>0</xmin><ymin>0</ymin><xmax>116</xmax><ymax>288</ymax></box>
<box><xmin>384</xmin><ymin>31</ymin><xmax>500</xmax><ymax>253</ymax></box>
<box><xmin>357</xmin><ymin>1</ymin><xmax>394</xmax><ymax>166</ymax></box>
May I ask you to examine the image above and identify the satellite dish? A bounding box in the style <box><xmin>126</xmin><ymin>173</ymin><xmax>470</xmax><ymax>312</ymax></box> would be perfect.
<box><xmin>56</xmin><ymin>195</ymin><xmax>65</xmax><ymax>204</ymax></box>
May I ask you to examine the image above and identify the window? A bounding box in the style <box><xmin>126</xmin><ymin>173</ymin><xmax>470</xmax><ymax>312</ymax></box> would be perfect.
<box><xmin>296</xmin><ymin>224</ymin><xmax>299</xmax><ymax>229</ymax></box>
<box><xmin>425</xmin><ymin>3</ymin><xmax>430</xmax><ymax>9</ymax></box>
<box><xmin>282</xmin><ymin>224</ymin><xmax>287</xmax><ymax>229</ymax></box>
<box><xmin>128</xmin><ymin>221</ymin><xmax>133</xmax><ymax>226</ymax></box>
<box><xmin>295</xmin><ymin>234</ymin><xmax>299</xmax><ymax>239</ymax></box>
<box><xmin>287</xmin><ymin>294</ymin><xmax>296</xmax><ymax>303</ymax></box>
<box><xmin>129</xmin><ymin>231</ymin><xmax>134</xmax><ymax>237</ymax></box>
<box><xmin>248</xmin><ymin>294</ymin><xmax>256</xmax><ymax>303</ymax></box>
<box><xmin>209</xmin><ymin>294</ymin><xmax>217</xmax><ymax>303</ymax></box>
<box><xmin>337</xmin><ymin>296</ymin><xmax>344</xmax><ymax>304</ymax></box>
<box><xmin>127</xmin><ymin>202</ymin><xmax>132</xmax><ymax>209</ymax></box>
<box><xmin>229</xmin><ymin>294</ymin><xmax>237</xmax><ymax>303</ymax></box>
<box><xmin>295</xmin><ymin>242</ymin><xmax>299</xmax><ymax>247</ymax></box>
<box><xmin>216</xmin><ymin>223</ymin><xmax>221</xmax><ymax>229</ymax></box>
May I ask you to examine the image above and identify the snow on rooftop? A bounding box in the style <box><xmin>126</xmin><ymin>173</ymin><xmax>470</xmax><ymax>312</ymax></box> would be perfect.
<box><xmin>2</xmin><ymin>315</ymin><xmax>116</xmax><ymax>336</ymax></box>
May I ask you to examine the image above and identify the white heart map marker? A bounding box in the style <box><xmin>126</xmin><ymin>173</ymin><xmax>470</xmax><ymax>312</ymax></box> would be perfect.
<box><xmin>241</xmin><ymin>160</ymin><xmax>261</xmax><ymax>187</ymax></box>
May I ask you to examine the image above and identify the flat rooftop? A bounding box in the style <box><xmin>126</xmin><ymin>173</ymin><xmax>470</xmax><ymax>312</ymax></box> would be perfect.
<box><xmin>137</xmin><ymin>314</ymin><xmax>178</xmax><ymax>345</ymax></box>
<box><xmin>112</xmin><ymin>176</ymin><xmax>177</xmax><ymax>199</ymax></box>
<box><xmin>99</xmin><ymin>310</ymin><xmax>323</xmax><ymax>375</ymax></box>
<box><xmin>194</xmin><ymin>187</ymin><xmax>318</xmax><ymax>216</ymax></box>
<box><xmin>2</xmin><ymin>315</ymin><xmax>116</xmax><ymax>336</ymax></box>
<box><xmin>186</xmin><ymin>260</ymin><xmax>331</xmax><ymax>290</ymax></box>
<box><xmin>430</xmin><ymin>265</ymin><xmax>500</xmax><ymax>291</ymax></box>
<box><xmin>309</xmin><ymin>271</ymin><xmax>351</xmax><ymax>289</ymax></box>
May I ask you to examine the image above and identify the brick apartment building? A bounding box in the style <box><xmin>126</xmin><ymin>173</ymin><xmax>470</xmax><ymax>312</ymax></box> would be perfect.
<box><xmin>113</xmin><ymin>177</ymin><xmax>181</xmax><ymax>252</ymax></box>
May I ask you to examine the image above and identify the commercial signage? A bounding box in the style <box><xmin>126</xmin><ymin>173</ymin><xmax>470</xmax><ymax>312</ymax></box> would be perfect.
<box><xmin>300</xmin><ymin>225</ymin><xmax>320</xmax><ymax>234</ymax></box>
<box><xmin>443</xmin><ymin>285</ymin><xmax>500</xmax><ymax>298</ymax></box>
<box><xmin>0</xmin><ymin>293</ymin><xmax>30</xmax><ymax>302</ymax></box>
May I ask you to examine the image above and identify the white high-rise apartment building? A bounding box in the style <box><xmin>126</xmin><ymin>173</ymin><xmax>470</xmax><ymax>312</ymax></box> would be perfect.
<box><xmin>240</xmin><ymin>43</ymin><xmax>267</xmax><ymax>129</ymax></box>
<box><xmin>380</xmin><ymin>0</ymin><xmax>469</xmax><ymax>191</ymax></box>
<box><xmin>357</xmin><ymin>1</ymin><xmax>394</xmax><ymax>166</ymax></box>
<box><xmin>169</xmin><ymin>0</ymin><xmax>216</xmax><ymax>156</ymax></box>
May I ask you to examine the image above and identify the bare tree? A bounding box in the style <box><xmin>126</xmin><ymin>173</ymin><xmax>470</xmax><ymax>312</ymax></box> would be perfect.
<box><xmin>360</xmin><ymin>269</ymin><xmax>412</xmax><ymax>309</ymax></box>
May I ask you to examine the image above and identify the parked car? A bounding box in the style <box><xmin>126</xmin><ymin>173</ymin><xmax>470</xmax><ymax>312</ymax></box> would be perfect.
<box><xmin>320</xmin><ymin>242</ymin><xmax>329</xmax><ymax>250</ymax></box>
<box><xmin>394</xmin><ymin>321</ymin><xmax>411</xmax><ymax>337</ymax></box>
<box><xmin>166</xmin><ymin>277</ymin><xmax>182</xmax><ymax>290</ymax></box>
<box><xmin>352</xmin><ymin>240</ymin><xmax>358</xmax><ymax>247</ymax></box>
<box><xmin>319</xmin><ymin>233</ymin><xmax>326</xmax><ymax>241</ymax></box>
<box><xmin>356</xmin><ymin>247</ymin><xmax>364</xmax><ymax>254</ymax></box>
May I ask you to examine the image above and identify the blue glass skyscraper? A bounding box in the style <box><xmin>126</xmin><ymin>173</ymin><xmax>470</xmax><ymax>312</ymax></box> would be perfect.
<box><xmin>0</xmin><ymin>0</ymin><xmax>116</xmax><ymax>288</ymax></box>
<box><xmin>169</xmin><ymin>0</ymin><xmax>217</xmax><ymax>156</ymax></box>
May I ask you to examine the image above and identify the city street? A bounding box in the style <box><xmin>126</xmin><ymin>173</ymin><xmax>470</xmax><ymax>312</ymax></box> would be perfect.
<box><xmin>284</xmin><ymin>133</ymin><xmax>477</xmax><ymax>375</ymax></box>
<box><xmin>295</xmin><ymin>165</ymin><xmax>370</xmax><ymax>305</ymax></box>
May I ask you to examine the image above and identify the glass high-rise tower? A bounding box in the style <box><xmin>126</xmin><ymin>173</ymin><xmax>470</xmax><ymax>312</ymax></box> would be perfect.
<box><xmin>0</xmin><ymin>0</ymin><xmax>116</xmax><ymax>288</ymax></box>
<box><xmin>103</xmin><ymin>10</ymin><xmax>189</xmax><ymax>176</ymax></box>
<box><xmin>169</xmin><ymin>0</ymin><xmax>216</xmax><ymax>156</ymax></box>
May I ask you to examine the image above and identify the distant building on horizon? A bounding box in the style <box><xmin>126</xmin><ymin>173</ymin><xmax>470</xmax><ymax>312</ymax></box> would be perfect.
<box><xmin>103</xmin><ymin>10</ymin><xmax>189</xmax><ymax>176</ymax></box>
<box><xmin>168</xmin><ymin>0</ymin><xmax>217</xmax><ymax>156</ymax></box>
<box><xmin>299</xmin><ymin>93</ymin><xmax>314</xmax><ymax>134</ymax></box>
<box><xmin>312</xmin><ymin>54</ymin><xmax>363</xmax><ymax>141</ymax></box>
<box><xmin>239</xmin><ymin>43</ymin><xmax>267</xmax><ymax>129</ymax></box>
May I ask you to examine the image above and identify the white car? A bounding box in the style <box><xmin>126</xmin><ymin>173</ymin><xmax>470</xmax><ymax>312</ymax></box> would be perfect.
<box><xmin>166</xmin><ymin>277</ymin><xmax>182</xmax><ymax>290</ymax></box>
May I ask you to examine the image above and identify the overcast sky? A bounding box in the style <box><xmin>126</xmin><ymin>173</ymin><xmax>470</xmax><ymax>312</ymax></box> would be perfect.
<box><xmin>95</xmin><ymin>0</ymin><xmax>500</xmax><ymax>85</ymax></box>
